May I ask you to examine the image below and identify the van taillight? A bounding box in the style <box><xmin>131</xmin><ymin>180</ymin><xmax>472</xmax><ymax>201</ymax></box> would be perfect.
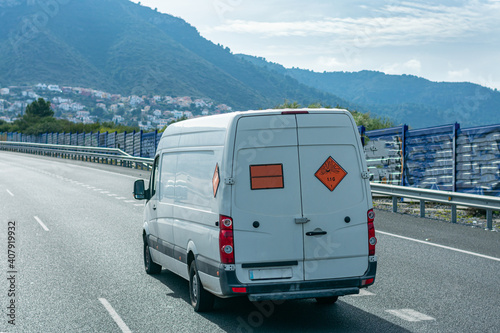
<box><xmin>219</xmin><ymin>215</ymin><xmax>234</xmax><ymax>264</ymax></box>
<box><xmin>361</xmin><ymin>278</ymin><xmax>374</xmax><ymax>286</ymax></box>
<box><xmin>367</xmin><ymin>209</ymin><xmax>377</xmax><ymax>256</ymax></box>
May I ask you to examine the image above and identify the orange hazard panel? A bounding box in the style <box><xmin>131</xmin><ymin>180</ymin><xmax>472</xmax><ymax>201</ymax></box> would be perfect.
<box><xmin>250</xmin><ymin>164</ymin><xmax>284</xmax><ymax>190</ymax></box>
<box><xmin>212</xmin><ymin>163</ymin><xmax>220</xmax><ymax>197</ymax></box>
<box><xmin>315</xmin><ymin>157</ymin><xmax>348</xmax><ymax>192</ymax></box>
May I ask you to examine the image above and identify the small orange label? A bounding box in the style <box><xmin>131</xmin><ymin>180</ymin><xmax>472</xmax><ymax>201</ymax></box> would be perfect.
<box><xmin>213</xmin><ymin>163</ymin><xmax>220</xmax><ymax>197</ymax></box>
<box><xmin>315</xmin><ymin>157</ymin><xmax>347</xmax><ymax>191</ymax></box>
<box><xmin>250</xmin><ymin>164</ymin><xmax>284</xmax><ymax>190</ymax></box>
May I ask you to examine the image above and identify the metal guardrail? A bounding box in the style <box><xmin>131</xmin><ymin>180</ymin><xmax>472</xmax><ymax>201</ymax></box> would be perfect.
<box><xmin>2</xmin><ymin>141</ymin><xmax>498</xmax><ymax>229</ymax></box>
<box><xmin>371</xmin><ymin>183</ymin><xmax>500</xmax><ymax>230</ymax></box>
<box><xmin>0</xmin><ymin>141</ymin><xmax>154</xmax><ymax>169</ymax></box>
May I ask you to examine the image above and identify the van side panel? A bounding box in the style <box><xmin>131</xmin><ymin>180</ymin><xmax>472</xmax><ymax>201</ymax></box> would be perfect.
<box><xmin>172</xmin><ymin>149</ymin><xmax>222</xmax><ymax>280</ymax></box>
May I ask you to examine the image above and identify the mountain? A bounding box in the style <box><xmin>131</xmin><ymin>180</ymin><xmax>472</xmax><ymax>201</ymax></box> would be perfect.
<box><xmin>0</xmin><ymin>0</ymin><xmax>350</xmax><ymax>110</ymax></box>
<box><xmin>238</xmin><ymin>55</ymin><xmax>500</xmax><ymax>128</ymax></box>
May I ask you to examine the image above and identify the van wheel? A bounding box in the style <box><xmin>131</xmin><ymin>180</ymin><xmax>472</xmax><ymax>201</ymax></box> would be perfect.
<box><xmin>143</xmin><ymin>237</ymin><xmax>161</xmax><ymax>274</ymax></box>
<box><xmin>189</xmin><ymin>261</ymin><xmax>214</xmax><ymax>312</ymax></box>
<box><xmin>315</xmin><ymin>296</ymin><xmax>339</xmax><ymax>304</ymax></box>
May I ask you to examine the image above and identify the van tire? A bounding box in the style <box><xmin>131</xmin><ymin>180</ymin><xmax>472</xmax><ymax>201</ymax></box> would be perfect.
<box><xmin>315</xmin><ymin>296</ymin><xmax>339</xmax><ymax>304</ymax></box>
<box><xmin>143</xmin><ymin>237</ymin><xmax>162</xmax><ymax>275</ymax></box>
<box><xmin>189</xmin><ymin>261</ymin><xmax>214</xmax><ymax>312</ymax></box>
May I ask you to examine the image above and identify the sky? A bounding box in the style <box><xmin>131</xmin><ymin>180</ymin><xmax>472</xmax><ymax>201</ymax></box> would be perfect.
<box><xmin>132</xmin><ymin>0</ymin><xmax>500</xmax><ymax>90</ymax></box>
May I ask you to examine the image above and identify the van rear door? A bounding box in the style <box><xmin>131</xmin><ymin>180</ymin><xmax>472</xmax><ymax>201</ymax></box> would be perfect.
<box><xmin>231</xmin><ymin>112</ymin><xmax>369</xmax><ymax>284</ymax></box>
<box><xmin>296</xmin><ymin>113</ymin><xmax>369</xmax><ymax>280</ymax></box>
<box><xmin>231</xmin><ymin>114</ymin><xmax>305</xmax><ymax>284</ymax></box>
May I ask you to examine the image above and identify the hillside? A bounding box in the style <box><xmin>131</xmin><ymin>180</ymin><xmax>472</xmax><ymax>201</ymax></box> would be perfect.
<box><xmin>0</xmin><ymin>0</ymin><xmax>350</xmax><ymax>110</ymax></box>
<box><xmin>238</xmin><ymin>55</ymin><xmax>500</xmax><ymax>128</ymax></box>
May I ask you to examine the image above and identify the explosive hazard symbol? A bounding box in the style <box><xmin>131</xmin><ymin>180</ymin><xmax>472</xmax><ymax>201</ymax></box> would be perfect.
<box><xmin>314</xmin><ymin>156</ymin><xmax>348</xmax><ymax>192</ymax></box>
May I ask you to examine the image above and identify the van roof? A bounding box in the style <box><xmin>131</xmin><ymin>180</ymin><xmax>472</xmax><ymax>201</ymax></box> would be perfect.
<box><xmin>164</xmin><ymin>108</ymin><xmax>348</xmax><ymax>131</ymax></box>
<box><xmin>158</xmin><ymin>108</ymin><xmax>351</xmax><ymax>149</ymax></box>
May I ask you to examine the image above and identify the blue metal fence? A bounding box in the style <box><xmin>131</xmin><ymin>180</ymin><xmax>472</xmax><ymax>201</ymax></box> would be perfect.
<box><xmin>456</xmin><ymin>124</ymin><xmax>500</xmax><ymax>197</ymax></box>
<box><xmin>365</xmin><ymin>122</ymin><xmax>500</xmax><ymax>197</ymax></box>
<box><xmin>0</xmin><ymin>130</ymin><xmax>162</xmax><ymax>159</ymax></box>
<box><xmin>364</xmin><ymin>126</ymin><xmax>406</xmax><ymax>186</ymax></box>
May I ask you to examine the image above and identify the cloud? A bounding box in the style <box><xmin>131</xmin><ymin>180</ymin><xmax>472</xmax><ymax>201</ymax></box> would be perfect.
<box><xmin>448</xmin><ymin>68</ymin><xmax>471</xmax><ymax>80</ymax></box>
<box><xmin>204</xmin><ymin>1</ymin><xmax>500</xmax><ymax>47</ymax></box>
<box><xmin>405</xmin><ymin>59</ymin><xmax>422</xmax><ymax>72</ymax></box>
<box><xmin>380</xmin><ymin>59</ymin><xmax>422</xmax><ymax>75</ymax></box>
<box><xmin>316</xmin><ymin>57</ymin><xmax>347</xmax><ymax>71</ymax></box>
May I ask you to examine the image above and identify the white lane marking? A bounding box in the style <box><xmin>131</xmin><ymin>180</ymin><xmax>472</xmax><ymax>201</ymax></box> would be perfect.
<box><xmin>107</xmin><ymin>193</ymin><xmax>117</xmax><ymax>197</ymax></box>
<box><xmin>98</xmin><ymin>298</ymin><xmax>132</xmax><ymax>333</ymax></box>
<box><xmin>124</xmin><ymin>200</ymin><xmax>135</xmax><ymax>203</ymax></box>
<box><xmin>350</xmin><ymin>289</ymin><xmax>375</xmax><ymax>297</ymax></box>
<box><xmin>134</xmin><ymin>204</ymin><xmax>143</xmax><ymax>207</ymax></box>
<box><xmin>386</xmin><ymin>309</ymin><xmax>435</xmax><ymax>322</ymax></box>
<box><xmin>377</xmin><ymin>230</ymin><xmax>500</xmax><ymax>262</ymax></box>
<box><xmin>101</xmin><ymin>191</ymin><xmax>110</xmax><ymax>194</ymax></box>
<box><xmin>93</xmin><ymin>189</ymin><xmax>102</xmax><ymax>191</ymax></box>
<box><xmin>34</xmin><ymin>216</ymin><xmax>49</xmax><ymax>231</ymax></box>
<box><xmin>6</xmin><ymin>189</ymin><xmax>14</xmax><ymax>196</ymax></box>
<box><xmin>115</xmin><ymin>197</ymin><xmax>127</xmax><ymax>200</ymax></box>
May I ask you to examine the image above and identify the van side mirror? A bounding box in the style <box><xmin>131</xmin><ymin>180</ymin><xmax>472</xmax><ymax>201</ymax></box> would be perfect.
<box><xmin>133</xmin><ymin>180</ymin><xmax>150</xmax><ymax>200</ymax></box>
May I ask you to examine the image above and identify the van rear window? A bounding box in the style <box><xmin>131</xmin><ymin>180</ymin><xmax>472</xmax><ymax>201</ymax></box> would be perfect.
<box><xmin>250</xmin><ymin>164</ymin><xmax>284</xmax><ymax>190</ymax></box>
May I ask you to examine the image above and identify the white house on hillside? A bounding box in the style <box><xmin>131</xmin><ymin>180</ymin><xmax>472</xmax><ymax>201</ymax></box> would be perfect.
<box><xmin>48</xmin><ymin>85</ymin><xmax>62</xmax><ymax>92</ymax></box>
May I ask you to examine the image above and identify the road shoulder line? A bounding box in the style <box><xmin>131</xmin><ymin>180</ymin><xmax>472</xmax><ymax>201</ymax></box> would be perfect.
<box><xmin>377</xmin><ymin>230</ymin><xmax>500</xmax><ymax>262</ymax></box>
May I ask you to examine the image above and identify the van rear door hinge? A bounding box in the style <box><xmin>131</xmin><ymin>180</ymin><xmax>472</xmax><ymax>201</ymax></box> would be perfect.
<box><xmin>224</xmin><ymin>178</ymin><xmax>235</xmax><ymax>185</ymax></box>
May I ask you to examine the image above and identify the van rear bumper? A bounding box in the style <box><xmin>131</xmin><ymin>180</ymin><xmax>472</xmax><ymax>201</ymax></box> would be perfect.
<box><xmin>219</xmin><ymin>261</ymin><xmax>376</xmax><ymax>300</ymax></box>
<box><xmin>248</xmin><ymin>287</ymin><xmax>359</xmax><ymax>301</ymax></box>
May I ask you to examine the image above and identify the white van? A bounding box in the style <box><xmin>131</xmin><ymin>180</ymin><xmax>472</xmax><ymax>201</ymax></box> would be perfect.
<box><xmin>134</xmin><ymin>109</ymin><xmax>377</xmax><ymax>312</ymax></box>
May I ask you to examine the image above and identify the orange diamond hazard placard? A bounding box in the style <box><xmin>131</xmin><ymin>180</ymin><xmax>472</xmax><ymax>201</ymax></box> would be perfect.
<box><xmin>315</xmin><ymin>157</ymin><xmax>348</xmax><ymax>192</ymax></box>
<box><xmin>212</xmin><ymin>163</ymin><xmax>220</xmax><ymax>197</ymax></box>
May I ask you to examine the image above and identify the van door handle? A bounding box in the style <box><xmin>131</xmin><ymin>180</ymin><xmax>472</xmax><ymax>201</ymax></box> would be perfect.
<box><xmin>153</xmin><ymin>204</ymin><xmax>157</xmax><ymax>210</ymax></box>
<box><xmin>295</xmin><ymin>217</ymin><xmax>310</xmax><ymax>224</ymax></box>
<box><xmin>306</xmin><ymin>231</ymin><xmax>327</xmax><ymax>236</ymax></box>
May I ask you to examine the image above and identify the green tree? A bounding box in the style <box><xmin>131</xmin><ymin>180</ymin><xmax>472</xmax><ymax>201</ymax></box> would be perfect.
<box><xmin>91</xmin><ymin>107</ymin><xmax>106</xmax><ymax>119</ymax></box>
<box><xmin>130</xmin><ymin>108</ymin><xmax>141</xmax><ymax>118</ymax></box>
<box><xmin>273</xmin><ymin>101</ymin><xmax>393</xmax><ymax>131</ymax></box>
<box><xmin>25</xmin><ymin>98</ymin><xmax>54</xmax><ymax>119</ymax></box>
<box><xmin>351</xmin><ymin>111</ymin><xmax>393</xmax><ymax>131</ymax></box>
<box><xmin>24</xmin><ymin>118</ymin><xmax>63</xmax><ymax>135</ymax></box>
<box><xmin>275</xmin><ymin>100</ymin><xmax>301</xmax><ymax>109</ymax></box>
<box><xmin>307</xmin><ymin>102</ymin><xmax>328</xmax><ymax>108</ymax></box>
<box><xmin>168</xmin><ymin>115</ymin><xmax>188</xmax><ymax>125</ymax></box>
<box><xmin>11</xmin><ymin>98</ymin><xmax>63</xmax><ymax>135</ymax></box>
<box><xmin>97</xmin><ymin>122</ymin><xmax>139</xmax><ymax>133</ymax></box>
<box><xmin>0</xmin><ymin>119</ymin><xmax>11</xmax><ymax>132</ymax></box>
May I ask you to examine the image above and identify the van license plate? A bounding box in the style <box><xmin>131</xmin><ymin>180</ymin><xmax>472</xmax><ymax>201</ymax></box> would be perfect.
<box><xmin>249</xmin><ymin>268</ymin><xmax>293</xmax><ymax>280</ymax></box>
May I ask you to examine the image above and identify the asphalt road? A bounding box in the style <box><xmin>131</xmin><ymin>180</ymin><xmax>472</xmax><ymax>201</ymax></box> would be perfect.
<box><xmin>1</xmin><ymin>151</ymin><xmax>499</xmax><ymax>333</ymax></box>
